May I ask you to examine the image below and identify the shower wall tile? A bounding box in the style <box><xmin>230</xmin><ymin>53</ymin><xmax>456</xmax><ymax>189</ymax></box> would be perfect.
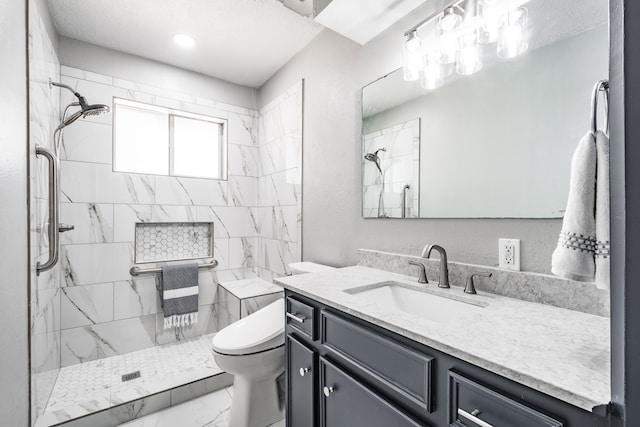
<box><xmin>61</xmin><ymin>242</ymin><xmax>133</xmax><ymax>287</ymax></box>
<box><xmin>212</xmin><ymin>238</ymin><xmax>230</xmax><ymax>271</ymax></box>
<box><xmin>228</xmin><ymin>143</ymin><xmax>260</xmax><ymax>177</ymax></box>
<box><xmin>240</xmin><ymin>292</ymin><xmax>284</xmax><ymax>317</ymax></box>
<box><xmin>60</xmin><ymin>316</ymin><xmax>156</xmax><ymax>367</ymax></box>
<box><xmin>60</xmin><ymin>121</ymin><xmax>113</xmax><ymax>164</ymax></box>
<box><xmin>229</xmin><ymin>237</ymin><xmax>258</xmax><ymax>269</ymax></box>
<box><xmin>263</xmin><ymin>169</ymin><xmax>300</xmax><ymax>207</ymax></box>
<box><xmin>155</xmin><ymin>176</ymin><xmax>228</xmax><ymax>206</ymax></box>
<box><xmin>60</xmin><ymin>65</ymin><xmax>114</xmax><ymax>86</ymax></box>
<box><xmin>113</xmin><ymin>277</ymin><xmax>161</xmax><ymax>320</ymax></box>
<box><xmin>31</xmin><ymin>288</ymin><xmax>60</xmax><ymax>336</ymax></box>
<box><xmin>60</xmin><ymin>161</ymin><xmax>155</xmax><ymax>205</ymax></box>
<box><xmin>60</xmin><ymin>203</ymin><xmax>114</xmax><ymax>245</ymax></box>
<box><xmin>228</xmin><ymin>112</ymin><xmax>259</xmax><ymax>146</ymax></box>
<box><xmin>61</xmin><ymin>283</ymin><xmax>115</xmax><ymax>329</ymax></box>
<box><xmin>31</xmin><ymin>331</ymin><xmax>60</xmax><ymax>375</ymax></box>
<box><xmin>113</xmin><ymin>204</ymin><xmax>196</xmax><ymax>243</ymax></box>
<box><xmin>196</xmin><ymin>206</ymin><xmax>259</xmax><ymax>239</ymax></box>
<box><xmin>260</xmin><ymin>239</ymin><xmax>298</xmax><ymax>277</ymax></box>
<box><xmin>155</xmin><ymin>304</ymin><xmax>219</xmax><ymax>345</ymax></box>
<box><xmin>228</xmin><ymin>175</ymin><xmax>259</xmax><ymax>207</ymax></box>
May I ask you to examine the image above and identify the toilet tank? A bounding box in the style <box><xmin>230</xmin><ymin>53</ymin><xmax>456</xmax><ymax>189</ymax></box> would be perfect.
<box><xmin>288</xmin><ymin>262</ymin><xmax>335</xmax><ymax>275</ymax></box>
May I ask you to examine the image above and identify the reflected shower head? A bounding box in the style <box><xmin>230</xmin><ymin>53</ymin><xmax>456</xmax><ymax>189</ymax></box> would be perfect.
<box><xmin>364</xmin><ymin>147</ymin><xmax>386</xmax><ymax>174</ymax></box>
<box><xmin>50</xmin><ymin>79</ymin><xmax>110</xmax><ymax>131</ymax></box>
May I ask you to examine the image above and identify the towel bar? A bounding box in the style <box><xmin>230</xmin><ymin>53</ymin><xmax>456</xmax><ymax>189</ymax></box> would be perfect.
<box><xmin>129</xmin><ymin>259</ymin><xmax>218</xmax><ymax>276</ymax></box>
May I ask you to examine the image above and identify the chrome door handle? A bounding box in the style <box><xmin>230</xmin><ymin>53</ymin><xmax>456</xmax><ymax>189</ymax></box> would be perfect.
<box><xmin>458</xmin><ymin>408</ymin><xmax>494</xmax><ymax>427</ymax></box>
<box><xmin>58</xmin><ymin>223</ymin><xmax>75</xmax><ymax>233</ymax></box>
<box><xmin>286</xmin><ymin>312</ymin><xmax>306</xmax><ymax>323</ymax></box>
<box><xmin>323</xmin><ymin>386</ymin><xmax>335</xmax><ymax>397</ymax></box>
<box><xmin>36</xmin><ymin>145</ymin><xmax>59</xmax><ymax>275</ymax></box>
<box><xmin>299</xmin><ymin>367</ymin><xmax>310</xmax><ymax>377</ymax></box>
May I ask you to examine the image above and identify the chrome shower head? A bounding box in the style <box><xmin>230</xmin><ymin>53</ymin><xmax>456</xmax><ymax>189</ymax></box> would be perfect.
<box><xmin>50</xmin><ymin>79</ymin><xmax>111</xmax><ymax>131</ymax></box>
<box><xmin>364</xmin><ymin>147</ymin><xmax>386</xmax><ymax>174</ymax></box>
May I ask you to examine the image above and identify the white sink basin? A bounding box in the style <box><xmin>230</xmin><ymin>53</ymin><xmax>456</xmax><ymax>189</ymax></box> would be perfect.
<box><xmin>345</xmin><ymin>281</ymin><xmax>486</xmax><ymax>323</ymax></box>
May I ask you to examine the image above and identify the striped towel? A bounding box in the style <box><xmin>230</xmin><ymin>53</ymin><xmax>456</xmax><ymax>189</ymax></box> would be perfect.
<box><xmin>162</xmin><ymin>263</ymin><xmax>199</xmax><ymax>329</ymax></box>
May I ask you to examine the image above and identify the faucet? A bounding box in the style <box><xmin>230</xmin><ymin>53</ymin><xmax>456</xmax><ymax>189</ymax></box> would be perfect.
<box><xmin>421</xmin><ymin>244</ymin><xmax>450</xmax><ymax>288</ymax></box>
<box><xmin>408</xmin><ymin>261</ymin><xmax>428</xmax><ymax>283</ymax></box>
<box><xmin>464</xmin><ymin>272</ymin><xmax>492</xmax><ymax>294</ymax></box>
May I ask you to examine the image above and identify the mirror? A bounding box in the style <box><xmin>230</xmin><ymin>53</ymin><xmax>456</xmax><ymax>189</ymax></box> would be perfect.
<box><xmin>362</xmin><ymin>0</ymin><xmax>608</xmax><ymax>219</ymax></box>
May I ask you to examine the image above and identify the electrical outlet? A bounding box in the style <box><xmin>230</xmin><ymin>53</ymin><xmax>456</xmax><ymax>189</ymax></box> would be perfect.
<box><xmin>499</xmin><ymin>238</ymin><xmax>521</xmax><ymax>271</ymax></box>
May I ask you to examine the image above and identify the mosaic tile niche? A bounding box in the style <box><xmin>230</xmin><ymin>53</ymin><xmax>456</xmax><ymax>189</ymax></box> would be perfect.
<box><xmin>135</xmin><ymin>222</ymin><xmax>213</xmax><ymax>263</ymax></box>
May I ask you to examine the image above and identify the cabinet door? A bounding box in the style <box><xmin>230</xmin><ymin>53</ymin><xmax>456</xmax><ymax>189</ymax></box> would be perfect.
<box><xmin>287</xmin><ymin>335</ymin><xmax>316</xmax><ymax>427</ymax></box>
<box><xmin>320</xmin><ymin>357</ymin><xmax>427</xmax><ymax>427</ymax></box>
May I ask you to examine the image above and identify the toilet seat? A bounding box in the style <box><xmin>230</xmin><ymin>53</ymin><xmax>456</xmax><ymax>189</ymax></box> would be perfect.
<box><xmin>212</xmin><ymin>298</ymin><xmax>284</xmax><ymax>356</ymax></box>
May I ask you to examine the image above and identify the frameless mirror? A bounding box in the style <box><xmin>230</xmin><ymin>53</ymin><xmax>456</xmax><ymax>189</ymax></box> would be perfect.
<box><xmin>362</xmin><ymin>0</ymin><xmax>608</xmax><ymax>219</ymax></box>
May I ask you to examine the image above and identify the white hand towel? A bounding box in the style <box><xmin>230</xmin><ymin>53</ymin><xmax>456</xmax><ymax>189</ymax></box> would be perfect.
<box><xmin>551</xmin><ymin>132</ymin><xmax>597</xmax><ymax>282</ymax></box>
<box><xmin>595</xmin><ymin>130</ymin><xmax>610</xmax><ymax>290</ymax></box>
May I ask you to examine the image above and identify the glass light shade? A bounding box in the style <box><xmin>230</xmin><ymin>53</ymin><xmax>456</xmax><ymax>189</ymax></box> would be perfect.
<box><xmin>403</xmin><ymin>31</ymin><xmax>423</xmax><ymax>81</ymax></box>
<box><xmin>437</xmin><ymin>8</ymin><xmax>462</xmax><ymax>64</ymax></box>
<box><xmin>421</xmin><ymin>52</ymin><xmax>444</xmax><ymax>90</ymax></box>
<box><xmin>497</xmin><ymin>8</ymin><xmax>529</xmax><ymax>58</ymax></box>
<box><xmin>477</xmin><ymin>0</ymin><xmax>499</xmax><ymax>43</ymax></box>
<box><xmin>456</xmin><ymin>33</ymin><xmax>483</xmax><ymax>75</ymax></box>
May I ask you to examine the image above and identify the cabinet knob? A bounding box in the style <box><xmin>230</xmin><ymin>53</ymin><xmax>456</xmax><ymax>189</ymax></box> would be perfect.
<box><xmin>323</xmin><ymin>386</ymin><xmax>335</xmax><ymax>397</ymax></box>
<box><xmin>299</xmin><ymin>367</ymin><xmax>310</xmax><ymax>377</ymax></box>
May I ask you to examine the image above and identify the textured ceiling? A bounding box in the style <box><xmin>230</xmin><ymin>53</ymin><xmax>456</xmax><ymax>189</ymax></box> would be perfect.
<box><xmin>47</xmin><ymin>0</ymin><xmax>324</xmax><ymax>88</ymax></box>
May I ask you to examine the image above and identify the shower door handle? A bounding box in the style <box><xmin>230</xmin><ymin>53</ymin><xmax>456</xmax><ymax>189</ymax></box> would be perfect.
<box><xmin>36</xmin><ymin>145</ymin><xmax>59</xmax><ymax>275</ymax></box>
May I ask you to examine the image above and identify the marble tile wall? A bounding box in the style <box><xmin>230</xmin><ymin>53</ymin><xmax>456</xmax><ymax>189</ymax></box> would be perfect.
<box><xmin>357</xmin><ymin>249</ymin><xmax>610</xmax><ymax>317</ymax></box>
<box><xmin>28</xmin><ymin>0</ymin><xmax>62</xmax><ymax>421</ymax></box>
<box><xmin>57</xmin><ymin>65</ymin><xmax>262</xmax><ymax>367</ymax></box>
<box><xmin>217</xmin><ymin>278</ymin><xmax>284</xmax><ymax>329</ymax></box>
<box><xmin>257</xmin><ymin>81</ymin><xmax>303</xmax><ymax>281</ymax></box>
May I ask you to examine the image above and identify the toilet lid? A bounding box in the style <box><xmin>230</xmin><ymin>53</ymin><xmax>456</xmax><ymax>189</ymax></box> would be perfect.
<box><xmin>211</xmin><ymin>298</ymin><xmax>285</xmax><ymax>355</ymax></box>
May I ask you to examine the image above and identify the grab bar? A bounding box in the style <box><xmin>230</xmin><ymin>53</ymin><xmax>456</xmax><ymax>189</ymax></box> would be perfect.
<box><xmin>129</xmin><ymin>259</ymin><xmax>218</xmax><ymax>276</ymax></box>
<box><xmin>36</xmin><ymin>145</ymin><xmax>59</xmax><ymax>275</ymax></box>
<box><xmin>402</xmin><ymin>184</ymin><xmax>410</xmax><ymax>219</ymax></box>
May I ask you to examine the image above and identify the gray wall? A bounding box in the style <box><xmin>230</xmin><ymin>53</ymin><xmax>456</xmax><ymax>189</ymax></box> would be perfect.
<box><xmin>0</xmin><ymin>0</ymin><xmax>30</xmax><ymax>424</ymax></box>
<box><xmin>259</xmin><ymin>5</ymin><xmax>592</xmax><ymax>274</ymax></box>
<box><xmin>59</xmin><ymin>37</ymin><xmax>259</xmax><ymax>110</ymax></box>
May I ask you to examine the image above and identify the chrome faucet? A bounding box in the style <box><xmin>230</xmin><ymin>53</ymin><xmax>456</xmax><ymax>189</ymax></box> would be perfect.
<box><xmin>408</xmin><ymin>261</ymin><xmax>428</xmax><ymax>283</ymax></box>
<box><xmin>421</xmin><ymin>244</ymin><xmax>450</xmax><ymax>288</ymax></box>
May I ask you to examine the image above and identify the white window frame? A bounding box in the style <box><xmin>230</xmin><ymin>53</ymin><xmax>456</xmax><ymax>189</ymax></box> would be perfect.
<box><xmin>113</xmin><ymin>97</ymin><xmax>228</xmax><ymax>180</ymax></box>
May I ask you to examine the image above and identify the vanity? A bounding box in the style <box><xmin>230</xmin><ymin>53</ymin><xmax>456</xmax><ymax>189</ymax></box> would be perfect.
<box><xmin>275</xmin><ymin>266</ymin><xmax>610</xmax><ymax>427</ymax></box>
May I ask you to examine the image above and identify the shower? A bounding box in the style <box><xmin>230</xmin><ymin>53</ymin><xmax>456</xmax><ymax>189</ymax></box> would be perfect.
<box><xmin>364</xmin><ymin>147</ymin><xmax>386</xmax><ymax>174</ymax></box>
<box><xmin>50</xmin><ymin>79</ymin><xmax>111</xmax><ymax>154</ymax></box>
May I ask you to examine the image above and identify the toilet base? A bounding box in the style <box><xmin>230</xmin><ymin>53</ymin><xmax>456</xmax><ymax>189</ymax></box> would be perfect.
<box><xmin>229</xmin><ymin>374</ymin><xmax>284</xmax><ymax>427</ymax></box>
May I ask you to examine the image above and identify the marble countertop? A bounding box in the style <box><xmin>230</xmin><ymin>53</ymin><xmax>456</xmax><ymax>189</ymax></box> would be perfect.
<box><xmin>274</xmin><ymin>266</ymin><xmax>610</xmax><ymax>413</ymax></box>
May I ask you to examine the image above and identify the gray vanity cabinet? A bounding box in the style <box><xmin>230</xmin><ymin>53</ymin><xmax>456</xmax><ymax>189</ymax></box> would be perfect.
<box><xmin>285</xmin><ymin>290</ymin><xmax>606</xmax><ymax>427</ymax></box>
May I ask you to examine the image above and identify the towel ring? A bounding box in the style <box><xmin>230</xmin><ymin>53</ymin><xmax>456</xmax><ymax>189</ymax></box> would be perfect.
<box><xmin>591</xmin><ymin>79</ymin><xmax>610</xmax><ymax>136</ymax></box>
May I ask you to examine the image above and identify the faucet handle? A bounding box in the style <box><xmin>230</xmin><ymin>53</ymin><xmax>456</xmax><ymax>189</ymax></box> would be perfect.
<box><xmin>464</xmin><ymin>272</ymin><xmax>492</xmax><ymax>294</ymax></box>
<box><xmin>408</xmin><ymin>261</ymin><xmax>428</xmax><ymax>284</ymax></box>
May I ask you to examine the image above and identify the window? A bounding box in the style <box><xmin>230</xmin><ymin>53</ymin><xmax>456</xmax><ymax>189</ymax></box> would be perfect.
<box><xmin>113</xmin><ymin>98</ymin><xmax>227</xmax><ymax>180</ymax></box>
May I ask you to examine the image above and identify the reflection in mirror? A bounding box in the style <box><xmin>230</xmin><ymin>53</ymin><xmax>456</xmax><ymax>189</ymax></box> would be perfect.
<box><xmin>362</xmin><ymin>0</ymin><xmax>608</xmax><ymax>219</ymax></box>
<box><xmin>363</xmin><ymin>119</ymin><xmax>420</xmax><ymax>218</ymax></box>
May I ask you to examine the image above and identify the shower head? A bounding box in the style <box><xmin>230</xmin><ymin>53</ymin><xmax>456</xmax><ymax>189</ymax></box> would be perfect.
<box><xmin>50</xmin><ymin>79</ymin><xmax>110</xmax><ymax>131</ymax></box>
<box><xmin>364</xmin><ymin>147</ymin><xmax>386</xmax><ymax>174</ymax></box>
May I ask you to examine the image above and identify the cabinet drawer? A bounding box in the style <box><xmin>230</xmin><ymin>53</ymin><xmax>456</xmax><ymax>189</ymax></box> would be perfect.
<box><xmin>321</xmin><ymin>310</ymin><xmax>433</xmax><ymax>412</ymax></box>
<box><xmin>449</xmin><ymin>371</ymin><xmax>564</xmax><ymax>427</ymax></box>
<box><xmin>286</xmin><ymin>296</ymin><xmax>316</xmax><ymax>339</ymax></box>
<box><xmin>320</xmin><ymin>357</ymin><xmax>428</xmax><ymax>427</ymax></box>
<box><xmin>287</xmin><ymin>335</ymin><xmax>316</xmax><ymax>427</ymax></box>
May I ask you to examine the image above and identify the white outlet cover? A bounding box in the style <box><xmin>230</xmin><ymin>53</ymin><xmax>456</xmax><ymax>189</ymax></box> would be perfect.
<box><xmin>499</xmin><ymin>238</ymin><xmax>521</xmax><ymax>271</ymax></box>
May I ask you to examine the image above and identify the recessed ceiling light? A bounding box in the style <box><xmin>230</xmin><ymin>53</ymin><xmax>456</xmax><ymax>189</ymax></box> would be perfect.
<box><xmin>173</xmin><ymin>34</ymin><xmax>195</xmax><ymax>48</ymax></box>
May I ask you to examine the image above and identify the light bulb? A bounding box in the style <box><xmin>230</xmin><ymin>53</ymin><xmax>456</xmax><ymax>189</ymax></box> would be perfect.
<box><xmin>497</xmin><ymin>8</ymin><xmax>528</xmax><ymax>58</ymax></box>
<box><xmin>477</xmin><ymin>0</ymin><xmax>499</xmax><ymax>43</ymax></box>
<box><xmin>403</xmin><ymin>31</ymin><xmax>423</xmax><ymax>81</ymax></box>
<box><xmin>421</xmin><ymin>52</ymin><xmax>444</xmax><ymax>90</ymax></box>
<box><xmin>456</xmin><ymin>33</ymin><xmax>482</xmax><ymax>75</ymax></box>
<box><xmin>437</xmin><ymin>8</ymin><xmax>462</xmax><ymax>64</ymax></box>
<box><xmin>173</xmin><ymin>34</ymin><xmax>196</xmax><ymax>48</ymax></box>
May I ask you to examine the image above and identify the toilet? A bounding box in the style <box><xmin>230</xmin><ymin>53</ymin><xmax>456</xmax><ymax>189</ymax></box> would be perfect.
<box><xmin>211</xmin><ymin>263</ymin><xmax>333</xmax><ymax>427</ymax></box>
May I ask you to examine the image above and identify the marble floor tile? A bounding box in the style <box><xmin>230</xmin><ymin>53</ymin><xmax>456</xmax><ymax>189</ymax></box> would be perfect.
<box><xmin>118</xmin><ymin>387</ymin><xmax>286</xmax><ymax>427</ymax></box>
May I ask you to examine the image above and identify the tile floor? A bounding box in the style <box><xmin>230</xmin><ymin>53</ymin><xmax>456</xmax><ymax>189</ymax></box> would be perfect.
<box><xmin>118</xmin><ymin>387</ymin><xmax>286</xmax><ymax>427</ymax></box>
<box><xmin>39</xmin><ymin>333</ymin><xmax>222</xmax><ymax>425</ymax></box>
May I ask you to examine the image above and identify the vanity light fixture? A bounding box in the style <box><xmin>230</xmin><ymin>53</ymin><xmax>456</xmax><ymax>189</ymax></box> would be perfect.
<box><xmin>403</xmin><ymin>30</ymin><xmax>423</xmax><ymax>81</ymax></box>
<box><xmin>401</xmin><ymin>0</ymin><xmax>530</xmax><ymax>85</ymax></box>
<box><xmin>497</xmin><ymin>7</ymin><xmax>529</xmax><ymax>58</ymax></box>
<box><xmin>172</xmin><ymin>34</ymin><xmax>196</xmax><ymax>48</ymax></box>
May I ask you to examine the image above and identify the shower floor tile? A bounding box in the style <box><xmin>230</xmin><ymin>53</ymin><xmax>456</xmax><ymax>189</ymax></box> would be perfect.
<box><xmin>41</xmin><ymin>333</ymin><xmax>222</xmax><ymax>425</ymax></box>
<box><xmin>118</xmin><ymin>387</ymin><xmax>286</xmax><ymax>427</ymax></box>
